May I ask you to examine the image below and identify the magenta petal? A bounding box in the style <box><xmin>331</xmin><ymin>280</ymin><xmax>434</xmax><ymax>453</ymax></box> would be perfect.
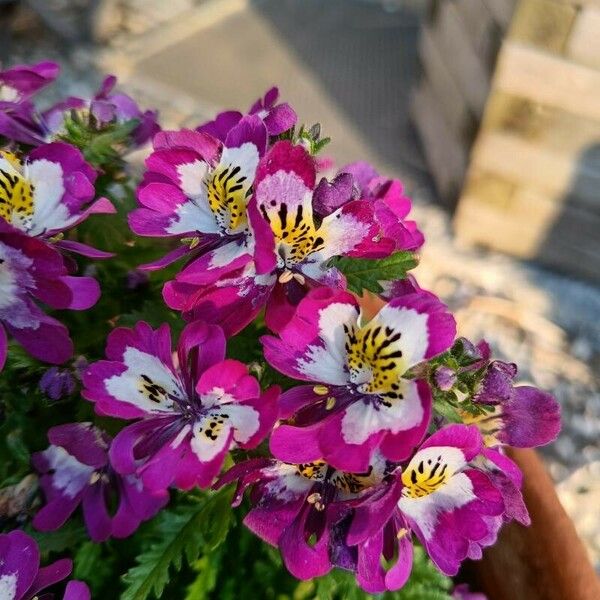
<box><xmin>47</xmin><ymin>423</ymin><xmax>108</xmax><ymax>468</ymax></box>
<box><xmin>138</xmin><ymin>244</ymin><xmax>190</xmax><ymax>271</ymax></box>
<box><xmin>379</xmin><ymin>380</ymin><xmax>432</xmax><ymax>463</ymax></box>
<box><xmin>33</xmin><ymin>493</ymin><xmax>80</xmax><ymax>532</ymax></box>
<box><xmin>501</xmin><ymin>386</ymin><xmax>561</xmax><ymax>448</ymax></box>
<box><xmin>278</xmin><ymin>385</ymin><xmax>321</xmax><ymax>419</ymax></box>
<box><xmin>177</xmin><ymin>319</ymin><xmax>226</xmax><ymax>380</ymax></box>
<box><xmin>244</xmin><ymin>496</ymin><xmax>305</xmax><ymax>546</ymax></box>
<box><xmin>225</xmin><ymin>114</ymin><xmax>267</xmax><ymax>155</ymax></box>
<box><xmin>153</xmin><ymin>129</ymin><xmax>221</xmax><ymax>163</ymax></box>
<box><xmin>196</xmin><ymin>359</ymin><xmax>259</xmax><ymax>400</ymax></box>
<box><xmin>385</xmin><ymin>533</ymin><xmax>413</xmax><ymax>590</ymax></box>
<box><xmin>28</xmin><ymin>558</ymin><xmax>73</xmax><ymax>598</ymax></box>
<box><xmin>55</xmin><ymin>240</ymin><xmax>114</xmax><ymax>259</ymax></box>
<box><xmin>318</xmin><ymin>412</ymin><xmax>384</xmax><ymax>472</ymax></box>
<box><xmin>63</xmin><ymin>580</ymin><xmax>91</xmax><ymax>600</ymax></box>
<box><xmin>356</xmin><ymin>529</ymin><xmax>387</xmax><ymax>593</ymax></box>
<box><xmin>347</xmin><ymin>478</ymin><xmax>404</xmax><ymax>545</ymax></box>
<box><xmin>0</xmin><ymin>530</ymin><xmax>40</xmax><ymax>598</ymax></box>
<box><xmin>109</xmin><ymin>420</ymin><xmax>158</xmax><ymax>476</ymax></box>
<box><xmin>421</xmin><ymin>424</ymin><xmax>483</xmax><ymax>461</ymax></box>
<box><xmin>279</xmin><ymin>505</ymin><xmax>332</xmax><ymax>580</ymax></box>
<box><xmin>269</xmin><ymin>423</ymin><xmax>323</xmax><ymax>464</ymax></box>
<box><xmin>7</xmin><ymin>316</ymin><xmax>73</xmax><ymax>365</ymax></box>
<box><xmin>82</xmin><ymin>485</ymin><xmax>112</xmax><ymax>542</ymax></box>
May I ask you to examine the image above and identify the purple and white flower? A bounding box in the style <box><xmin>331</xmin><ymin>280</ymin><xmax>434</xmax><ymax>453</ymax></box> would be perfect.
<box><xmin>32</xmin><ymin>423</ymin><xmax>168</xmax><ymax>542</ymax></box>
<box><xmin>0</xmin><ymin>225</ymin><xmax>100</xmax><ymax>369</ymax></box>
<box><xmin>345</xmin><ymin>425</ymin><xmax>525</xmax><ymax>582</ymax></box>
<box><xmin>158</xmin><ymin>140</ymin><xmax>399</xmax><ymax>334</ymax></box>
<box><xmin>0</xmin><ymin>529</ymin><xmax>89</xmax><ymax>600</ymax></box>
<box><xmin>263</xmin><ymin>286</ymin><xmax>456</xmax><ymax>471</ymax></box>
<box><xmin>0</xmin><ymin>144</ymin><xmax>114</xmax><ymax>244</ymax></box>
<box><xmin>82</xmin><ymin>320</ymin><xmax>279</xmax><ymax>491</ymax></box>
<box><xmin>0</xmin><ymin>61</ymin><xmax>59</xmax><ymax>145</ymax></box>
<box><xmin>216</xmin><ymin>453</ymin><xmax>389</xmax><ymax>584</ymax></box>
<box><xmin>129</xmin><ymin>116</ymin><xmax>265</xmax><ymax>265</ymax></box>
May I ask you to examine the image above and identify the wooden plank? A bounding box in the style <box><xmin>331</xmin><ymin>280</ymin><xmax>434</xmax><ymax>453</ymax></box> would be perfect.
<box><xmin>482</xmin><ymin>92</ymin><xmax>600</xmax><ymax>155</ymax></box>
<box><xmin>410</xmin><ymin>80</ymin><xmax>468</xmax><ymax>205</ymax></box>
<box><xmin>509</xmin><ymin>0</ymin><xmax>578</xmax><ymax>53</ymax></box>
<box><xmin>470</xmin><ymin>129</ymin><xmax>600</xmax><ymax>210</ymax></box>
<box><xmin>454</xmin><ymin>0</ymin><xmax>502</xmax><ymax>69</ymax></box>
<box><xmin>567</xmin><ymin>6</ymin><xmax>600</xmax><ymax>69</ymax></box>
<box><xmin>430</xmin><ymin>0</ymin><xmax>491</xmax><ymax>116</ymax></box>
<box><xmin>494</xmin><ymin>41</ymin><xmax>600</xmax><ymax>121</ymax></box>
<box><xmin>419</xmin><ymin>25</ymin><xmax>475</xmax><ymax>142</ymax></box>
<box><xmin>455</xmin><ymin>171</ymin><xmax>600</xmax><ymax>280</ymax></box>
<box><xmin>482</xmin><ymin>0</ymin><xmax>518</xmax><ymax>29</ymax></box>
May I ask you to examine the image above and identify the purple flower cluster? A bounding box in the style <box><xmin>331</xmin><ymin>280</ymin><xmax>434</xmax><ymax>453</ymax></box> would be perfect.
<box><xmin>0</xmin><ymin>530</ymin><xmax>89</xmax><ymax>599</ymax></box>
<box><xmin>0</xmin><ymin>63</ymin><xmax>562</xmax><ymax>596</ymax></box>
<box><xmin>0</xmin><ymin>61</ymin><xmax>158</xmax><ymax>147</ymax></box>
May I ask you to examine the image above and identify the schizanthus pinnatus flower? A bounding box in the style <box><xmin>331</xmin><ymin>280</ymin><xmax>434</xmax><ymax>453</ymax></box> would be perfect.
<box><xmin>0</xmin><ymin>143</ymin><xmax>113</xmax><ymax>369</ymax></box>
<box><xmin>215</xmin><ymin>453</ymin><xmax>395</xmax><ymax>584</ymax></box>
<box><xmin>262</xmin><ymin>287</ymin><xmax>456</xmax><ymax>471</ymax></box>
<box><xmin>130</xmin><ymin>94</ymin><xmax>422</xmax><ymax>335</ymax></box>
<box><xmin>0</xmin><ymin>529</ymin><xmax>89</xmax><ymax>599</ymax></box>
<box><xmin>33</xmin><ymin>423</ymin><xmax>168</xmax><ymax>542</ymax></box>
<box><xmin>0</xmin><ymin>144</ymin><xmax>113</xmax><ymax>245</ymax></box>
<box><xmin>83</xmin><ymin>321</ymin><xmax>279</xmax><ymax>491</ymax></box>
<box><xmin>0</xmin><ymin>224</ymin><xmax>99</xmax><ymax>369</ymax></box>
<box><xmin>0</xmin><ymin>61</ymin><xmax>59</xmax><ymax>145</ymax></box>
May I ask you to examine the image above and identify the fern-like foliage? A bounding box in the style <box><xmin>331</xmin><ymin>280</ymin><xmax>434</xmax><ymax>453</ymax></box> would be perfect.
<box><xmin>121</xmin><ymin>489</ymin><xmax>233</xmax><ymax>600</ymax></box>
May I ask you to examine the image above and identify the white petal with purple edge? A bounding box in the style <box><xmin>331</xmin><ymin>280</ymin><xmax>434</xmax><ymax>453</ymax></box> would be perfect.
<box><xmin>225</xmin><ymin>404</ymin><xmax>260</xmax><ymax>443</ymax></box>
<box><xmin>398</xmin><ymin>446</ymin><xmax>474</xmax><ymax>540</ymax></box>
<box><xmin>318</xmin><ymin>209</ymin><xmax>371</xmax><ymax>260</ymax></box>
<box><xmin>341</xmin><ymin>380</ymin><xmax>424</xmax><ymax>444</ymax></box>
<box><xmin>208</xmin><ymin>240</ymin><xmax>249</xmax><ymax>269</ymax></box>
<box><xmin>169</xmin><ymin>160</ymin><xmax>218</xmax><ymax>234</ymax></box>
<box><xmin>190</xmin><ymin>414</ymin><xmax>232</xmax><ymax>462</ymax></box>
<box><xmin>43</xmin><ymin>445</ymin><xmax>94</xmax><ymax>498</ymax></box>
<box><xmin>220</xmin><ymin>143</ymin><xmax>259</xmax><ymax>182</ymax></box>
<box><xmin>263</xmin><ymin>463</ymin><xmax>315</xmax><ymax>500</ymax></box>
<box><xmin>297</xmin><ymin>302</ymin><xmax>357</xmax><ymax>385</ymax></box>
<box><xmin>372</xmin><ymin>305</ymin><xmax>429</xmax><ymax>368</ymax></box>
<box><xmin>25</xmin><ymin>159</ymin><xmax>76</xmax><ymax>235</ymax></box>
<box><xmin>105</xmin><ymin>347</ymin><xmax>184</xmax><ymax>414</ymax></box>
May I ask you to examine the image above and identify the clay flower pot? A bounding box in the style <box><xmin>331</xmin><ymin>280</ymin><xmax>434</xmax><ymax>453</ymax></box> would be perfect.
<box><xmin>466</xmin><ymin>448</ymin><xmax>600</xmax><ymax>600</ymax></box>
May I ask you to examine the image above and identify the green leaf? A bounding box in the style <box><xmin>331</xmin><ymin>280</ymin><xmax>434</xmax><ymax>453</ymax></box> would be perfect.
<box><xmin>433</xmin><ymin>397</ymin><xmax>463</xmax><ymax>424</ymax></box>
<box><xmin>29</xmin><ymin>521</ymin><xmax>87</xmax><ymax>554</ymax></box>
<box><xmin>73</xmin><ymin>541</ymin><xmax>115</xmax><ymax>592</ymax></box>
<box><xmin>121</xmin><ymin>488</ymin><xmax>233</xmax><ymax>600</ymax></box>
<box><xmin>329</xmin><ymin>251</ymin><xmax>419</xmax><ymax>295</ymax></box>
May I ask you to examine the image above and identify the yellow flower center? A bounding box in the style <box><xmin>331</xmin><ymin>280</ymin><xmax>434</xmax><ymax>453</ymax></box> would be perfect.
<box><xmin>401</xmin><ymin>455</ymin><xmax>452</xmax><ymax>499</ymax></box>
<box><xmin>344</xmin><ymin>321</ymin><xmax>406</xmax><ymax>402</ymax></box>
<box><xmin>0</xmin><ymin>151</ymin><xmax>34</xmax><ymax>228</ymax></box>
<box><xmin>295</xmin><ymin>460</ymin><xmax>382</xmax><ymax>494</ymax></box>
<box><xmin>206</xmin><ymin>163</ymin><xmax>248</xmax><ymax>233</ymax></box>
<box><xmin>259</xmin><ymin>201</ymin><xmax>325</xmax><ymax>266</ymax></box>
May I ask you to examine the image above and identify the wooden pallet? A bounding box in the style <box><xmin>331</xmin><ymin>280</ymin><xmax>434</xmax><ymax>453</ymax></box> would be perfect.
<box><xmin>411</xmin><ymin>0</ymin><xmax>516</xmax><ymax>207</ymax></box>
<box><xmin>413</xmin><ymin>0</ymin><xmax>600</xmax><ymax>282</ymax></box>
